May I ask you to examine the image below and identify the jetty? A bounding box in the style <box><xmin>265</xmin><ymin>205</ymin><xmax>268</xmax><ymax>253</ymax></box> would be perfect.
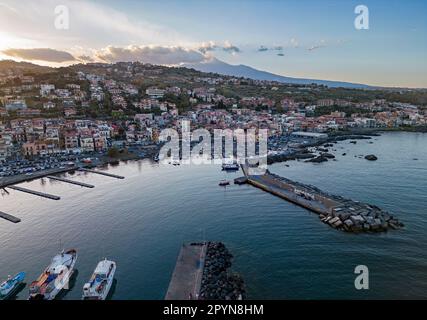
<box><xmin>165</xmin><ymin>243</ymin><xmax>207</xmax><ymax>300</ymax></box>
<box><xmin>79</xmin><ymin>168</ymin><xmax>125</xmax><ymax>179</ymax></box>
<box><xmin>0</xmin><ymin>211</ymin><xmax>21</xmax><ymax>223</ymax></box>
<box><xmin>7</xmin><ymin>185</ymin><xmax>61</xmax><ymax>200</ymax></box>
<box><xmin>47</xmin><ymin>176</ymin><xmax>95</xmax><ymax>188</ymax></box>
<box><xmin>166</xmin><ymin>242</ymin><xmax>245</xmax><ymax>300</ymax></box>
<box><xmin>241</xmin><ymin>165</ymin><xmax>403</xmax><ymax>233</ymax></box>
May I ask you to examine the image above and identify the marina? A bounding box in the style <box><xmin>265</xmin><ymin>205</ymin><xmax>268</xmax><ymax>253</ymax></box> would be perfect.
<box><xmin>0</xmin><ymin>133</ymin><xmax>426</xmax><ymax>299</ymax></box>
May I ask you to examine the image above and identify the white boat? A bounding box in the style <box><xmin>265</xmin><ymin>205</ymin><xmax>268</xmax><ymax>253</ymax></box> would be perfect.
<box><xmin>29</xmin><ymin>249</ymin><xmax>77</xmax><ymax>300</ymax></box>
<box><xmin>0</xmin><ymin>272</ymin><xmax>25</xmax><ymax>300</ymax></box>
<box><xmin>219</xmin><ymin>179</ymin><xmax>230</xmax><ymax>186</ymax></box>
<box><xmin>222</xmin><ymin>163</ymin><xmax>240</xmax><ymax>171</ymax></box>
<box><xmin>82</xmin><ymin>259</ymin><xmax>116</xmax><ymax>300</ymax></box>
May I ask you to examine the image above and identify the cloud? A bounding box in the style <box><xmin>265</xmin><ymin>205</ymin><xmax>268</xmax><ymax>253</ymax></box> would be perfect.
<box><xmin>2</xmin><ymin>48</ymin><xmax>76</xmax><ymax>62</ymax></box>
<box><xmin>307</xmin><ymin>40</ymin><xmax>326</xmax><ymax>52</ymax></box>
<box><xmin>256</xmin><ymin>45</ymin><xmax>284</xmax><ymax>56</ymax></box>
<box><xmin>77</xmin><ymin>55</ymin><xmax>94</xmax><ymax>63</ymax></box>
<box><xmin>198</xmin><ymin>41</ymin><xmax>219</xmax><ymax>54</ymax></box>
<box><xmin>0</xmin><ymin>0</ymin><xmax>189</xmax><ymax>49</ymax></box>
<box><xmin>223</xmin><ymin>41</ymin><xmax>241</xmax><ymax>54</ymax></box>
<box><xmin>94</xmin><ymin>45</ymin><xmax>206</xmax><ymax>65</ymax></box>
<box><xmin>196</xmin><ymin>40</ymin><xmax>241</xmax><ymax>55</ymax></box>
<box><xmin>289</xmin><ymin>38</ymin><xmax>299</xmax><ymax>48</ymax></box>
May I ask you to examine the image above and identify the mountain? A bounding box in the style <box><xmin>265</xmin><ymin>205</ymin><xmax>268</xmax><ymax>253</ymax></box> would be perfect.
<box><xmin>0</xmin><ymin>60</ymin><xmax>54</xmax><ymax>73</ymax></box>
<box><xmin>185</xmin><ymin>58</ymin><xmax>371</xmax><ymax>89</ymax></box>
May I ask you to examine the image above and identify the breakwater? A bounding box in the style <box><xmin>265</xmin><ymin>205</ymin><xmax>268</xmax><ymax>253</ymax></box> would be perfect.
<box><xmin>199</xmin><ymin>242</ymin><xmax>245</xmax><ymax>300</ymax></box>
<box><xmin>242</xmin><ymin>167</ymin><xmax>403</xmax><ymax>233</ymax></box>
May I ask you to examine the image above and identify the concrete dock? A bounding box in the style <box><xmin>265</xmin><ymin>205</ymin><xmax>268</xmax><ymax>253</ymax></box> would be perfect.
<box><xmin>241</xmin><ymin>165</ymin><xmax>403</xmax><ymax>233</ymax></box>
<box><xmin>7</xmin><ymin>185</ymin><xmax>61</xmax><ymax>200</ymax></box>
<box><xmin>0</xmin><ymin>211</ymin><xmax>21</xmax><ymax>223</ymax></box>
<box><xmin>79</xmin><ymin>168</ymin><xmax>125</xmax><ymax>179</ymax></box>
<box><xmin>165</xmin><ymin>243</ymin><xmax>207</xmax><ymax>300</ymax></box>
<box><xmin>47</xmin><ymin>176</ymin><xmax>95</xmax><ymax>188</ymax></box>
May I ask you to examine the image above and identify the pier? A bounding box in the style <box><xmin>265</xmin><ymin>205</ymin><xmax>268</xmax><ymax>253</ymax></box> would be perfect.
<box><xmin>79</xmin><ymin>168</ymin><xmax>125</xmax><ymax>179</ymax></box>
<box><xmin>47</xmin><ymin>176</ymin><xmax>95</xmax><ymax>188</ymax></box>
<box><xmin>165</xmin><ymin>243</ymin><xmax>207</xmax><ymax>300</ymax></box>
<box><xmin>7</xmin><ymin>185</ymin><xmax>61</xmax><ymax>200</ymax></box>
<box><xmin>241</xmin><ymin>165</ymin><xmax>403</xmax><ymax>233</ymax></box>
<box><xmin>0</xmin><ymin>211</ymin><xmax>21</xmax><ymax>223</ymax></box>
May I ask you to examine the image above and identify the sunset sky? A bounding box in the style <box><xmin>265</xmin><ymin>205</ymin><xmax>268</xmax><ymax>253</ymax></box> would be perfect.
<box><xmin>0</xmin><ymin>0</ymin><xmax>426</xmax><ymax>88</ymax></box>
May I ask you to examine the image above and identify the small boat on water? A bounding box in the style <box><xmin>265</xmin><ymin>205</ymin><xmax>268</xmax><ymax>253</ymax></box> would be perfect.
<box><xmin>82</xmin><ymin>259</ymin><xmax>116</xmax><ymax>300</ymax></box>
<box><xmin>29</xmin><ymin>249</ymin><xmax>77</xmax><ymax>300</ymax></box>
<box><xmin>0</xmin><ymin>272</ymin><xmax>25</xmax><ymax>300</ymax></box>
<box><xmin>219</xmin><ymin>179</ymin><xmax>230</xmax><ymax>186</ymax></box>
<box><xmin>222</xmin><ymin>163</ymin><xmax>240</xmax><ymax>171</ymax></box>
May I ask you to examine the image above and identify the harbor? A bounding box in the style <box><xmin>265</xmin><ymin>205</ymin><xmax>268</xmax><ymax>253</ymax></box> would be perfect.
<box><xmin>0</xmin><ymin>164</ymin><xmax>126</xmax><ymax>223</ymax></box>
<box><xmin>241</xmin><ymin>165</ymin><xmax>403</xmax><ymax>233</ymax></box>
<box><xmin>0</xmin><ymin>133</ymin><xmax>426</xmax><ymax>299</ymax></box>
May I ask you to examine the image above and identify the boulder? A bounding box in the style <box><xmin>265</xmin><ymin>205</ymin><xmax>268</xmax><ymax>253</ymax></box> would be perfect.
<box><xmin>365</xmin><ymin>154</ymin><xmax>378</xmax><ymax>161</ymax></box>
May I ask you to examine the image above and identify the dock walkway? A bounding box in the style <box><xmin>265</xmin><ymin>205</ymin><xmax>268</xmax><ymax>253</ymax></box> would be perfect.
<box><xmin>0</xmin><ymin>211</ymin><xmax>21</xmax><ymax>223</ymax></box>
<box><xmin>79</xmin><ymin>168</ymin><xmax>125</xmax><ymax>179</ymax></box>
<box><xmin>165</xmin><ymin>243</ymin><xmax>207</xmax><ymax>300</ymax></box>
<box><xmin>7</xmin><ymin>185</ymin><xmax>61</xmax><ymax>200</ymax></box>
<box><xmin>47</xmin><ymin>176</ymin><xmax>95</xmax><ymax>188</ymax></box>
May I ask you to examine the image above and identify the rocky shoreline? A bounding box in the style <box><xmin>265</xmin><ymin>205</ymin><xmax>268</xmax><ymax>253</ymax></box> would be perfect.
<box><xmin>267</xmin><ymin>133</ymin><xmax>377</xmax><ymax>165</ymax></box>
<box><xmin>199</xmin><ymin>242</ymin><xmax>245</xmax><ymax>300</ymax></box>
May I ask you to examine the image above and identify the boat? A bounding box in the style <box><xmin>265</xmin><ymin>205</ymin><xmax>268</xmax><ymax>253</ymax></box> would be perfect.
<box><xmin>82</xmin><ymin>259</ymin><xmax>116</xmax><ymax>300</ymax></box>
<box><xmin>29</xmin><ymin>249</ymin><xmax>77</xmax><ymax>300</ymax></box>
<box><xmin>222</xmin><ymin>163</ymin><xmax>240</xmax><ymax>171</ymax></box>
<box><xmin>0</xmin><ymin>272</ymin><xmax>25</xmax><ymax>300</ymax></box>
<box><xmin>219</xmin><ymin>179</ymin><xmax>230</xmax><ymax>186</ymax></box>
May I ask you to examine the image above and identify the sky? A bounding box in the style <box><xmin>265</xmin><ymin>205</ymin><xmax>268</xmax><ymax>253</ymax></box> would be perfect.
<box><xmin>0</xmin><ymin>0</ymin><xmax>426</xmax><ymax>88</ymax></box>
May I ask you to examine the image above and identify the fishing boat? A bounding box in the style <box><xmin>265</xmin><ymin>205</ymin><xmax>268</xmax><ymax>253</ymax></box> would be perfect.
<box><xmin>219</xmin><ymin>179</ymin><xmax>230</xmax><ymax>186</ymax></box>
<box><xmin>0</xmin><ymin>272</ymin><xmax>25</xmax><ymax>300</ymax></box>
<box><xmin>222</xmin><ymin>163</ymin><xmax>240</xmax><ymax>171</ymax></box>
<box><xmin>28</xmin><ymin>249</ymin><xmax>77</xmax><ymax>300</ymax></box>
<box><xmin>82</xmin><ymin>259</ymin><xmax>116</xmax><ymax>300</ymax></box>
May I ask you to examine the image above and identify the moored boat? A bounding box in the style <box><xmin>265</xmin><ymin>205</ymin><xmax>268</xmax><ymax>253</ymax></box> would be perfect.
<box><xmin>219</xmin><ymin>179</ymin><xmax>230</xmax><ymax>186</ymax></box>
<box><xmin>222</xmin><ymin>163</ymin><xmax>240</xmax><ymax>171</ymax></box>
<box><xmin>0</xmin><ymin>272</ymin><xmax>25</xmax><ymax>300</ymax></box>
<box><xmin>29</xmin><ymin>249</ymin><xmax>77</xmax><ymax>300</ymax></box>
<box><xmin>82</xmin><ymin>259</ymin><xmax>116</xmax><ymax>300</ymax></box>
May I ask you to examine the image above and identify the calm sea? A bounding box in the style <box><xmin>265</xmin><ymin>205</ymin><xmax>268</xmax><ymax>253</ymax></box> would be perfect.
<box><xmin>1</xmin><ymin>132</ymin><xmax>426</xmax><ymax>300</ymax></box>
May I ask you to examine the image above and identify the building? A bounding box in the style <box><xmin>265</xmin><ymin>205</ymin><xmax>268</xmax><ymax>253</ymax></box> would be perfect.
<box><xmin>5</xmin><ymin>99</ymin><xmax>27</xmax><ymax>111</ymax></box>
<box><xmin>79</xmin><ymin>135</ymin><xmax>95</xmax><ymax>152</ymax></box>
<box><xmin>40</xmin><ymin>84</ymin><xmax>55</xmax><ymax>97</ymax></box>
<box><xmin>22</xmin><ymin>140</ymin><xmax>48</xmax><ymax>156</ymax></box>
<box><xmin>291</xmin><ymin>131</ymin><xmax>328</xmax><ymax>140</ymax></box>
<box><xmin>64</xmin><ymin>130</ymin><xmax>79</xmax><ymax>150</ymax></box>
<box><xmin>146</xmin><ymin>88</ymin><xmax>165</xmax><ymax>99</ymax></box>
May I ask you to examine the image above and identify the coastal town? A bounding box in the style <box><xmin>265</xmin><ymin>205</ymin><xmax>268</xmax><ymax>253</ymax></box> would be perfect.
<box><xmin>0</xmin><ymin>60</ymin><xmax>426</xmax><ymax>175</ymax></box>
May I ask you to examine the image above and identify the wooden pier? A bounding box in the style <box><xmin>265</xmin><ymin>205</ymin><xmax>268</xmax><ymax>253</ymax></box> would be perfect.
<box><xmin>0</xmin><ymin>211</ymin><xmax>21</xmax><ymax>223</ymax></box>
<box><xmin>79</xmin><ymin>168</ymin><xmax>125</xmax><ymax>179</ymax></box>
<box><xmin>7</xmin><ymin>185</ymin><xmax>61</xmax><ymax>200</ymax></box>
<box><xmin>47</xmin><ymin>176</ymin><xmax>95</xmax><ymax>188</ymax></box>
